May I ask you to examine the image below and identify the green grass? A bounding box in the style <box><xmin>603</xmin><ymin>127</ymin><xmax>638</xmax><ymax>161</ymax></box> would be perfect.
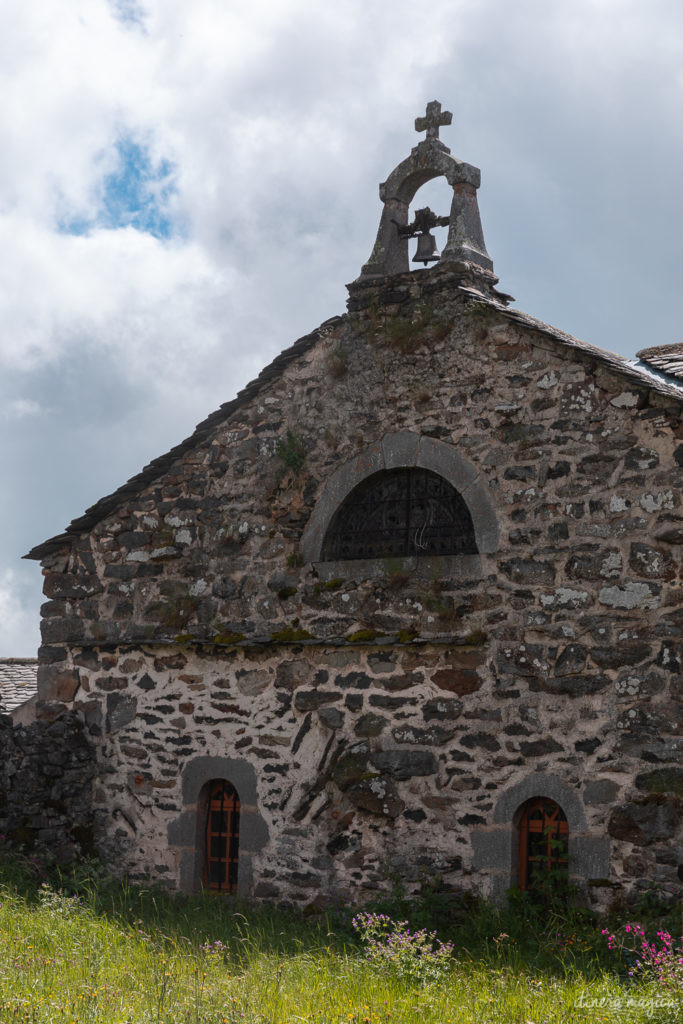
<box><xmin>0</xmin><ymin>852</ymin><xmax>680</xmax><ymax>1024</ymax></box>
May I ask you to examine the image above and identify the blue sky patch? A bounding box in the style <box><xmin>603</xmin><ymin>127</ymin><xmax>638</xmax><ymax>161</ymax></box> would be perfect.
<box><xmin>108</xmin><ymin>0</ymin><xmax>146</xmax><ymax>27</ymax></box>
<box><xmin>60</xmin><ymin>138</ymin><xmax>177</xmax><ymax>239</ymax></box>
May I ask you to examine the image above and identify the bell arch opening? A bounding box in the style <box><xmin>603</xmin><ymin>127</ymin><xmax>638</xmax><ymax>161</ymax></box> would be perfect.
<box><xmin>359</xmin><ymin>102</ymin><xmax>493</xmax><ymax>279</ymax></box>
<box><xmin>406</xmin><ymin>177</ymin><xmax>454</xmax><ymax>269</ymax></box>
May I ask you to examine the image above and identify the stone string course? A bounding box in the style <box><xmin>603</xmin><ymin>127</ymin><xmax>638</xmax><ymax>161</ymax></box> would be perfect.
<box><xmin>30</xmin><ymin>267</ymin><xmax>682</xmax><ymax>906</ymax></box>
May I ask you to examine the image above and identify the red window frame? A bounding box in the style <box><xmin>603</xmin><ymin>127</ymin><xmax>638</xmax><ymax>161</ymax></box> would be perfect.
<box><xmin>518</xmin><ymin>797</ymin><xmax>569</xmax><ymax>891</ymax></box>
<box><xmin>204</xmin><ymin>780</ymin><xmax>240</xmax><ymax>893</ymax></box>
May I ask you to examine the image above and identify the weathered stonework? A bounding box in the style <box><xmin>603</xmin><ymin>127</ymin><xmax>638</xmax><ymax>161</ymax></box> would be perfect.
<box><xmin>0</xmin><ymin>713</ymin><xmax>94</xmax><ymax>860</ymax></box>
<box><xmin>22</xmin><ymin>107</ymin><xmax>683</xmax><ymax>909</ymax></box>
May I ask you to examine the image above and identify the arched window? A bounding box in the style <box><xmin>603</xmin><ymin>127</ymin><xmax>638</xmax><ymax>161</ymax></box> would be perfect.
<box><xmin>322</xmin><ymin>468</ymin><xmax>477</xmax><ymax>561</ymax></box>
<box><xmin>203</xmin><ymin>780</ymin><xmax>240</xmax><ymax>892</ymax></box>
<box><xmin>518</xmin><ymin>797</ymin><xmax>569</xmax><ymax>892</ymax></box>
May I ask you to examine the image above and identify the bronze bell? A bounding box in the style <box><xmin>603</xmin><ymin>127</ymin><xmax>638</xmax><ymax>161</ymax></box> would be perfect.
<box><xmin>412</xmin><ymin>231</ymin><xmax>440</xmax><ymax>265</ymax></box>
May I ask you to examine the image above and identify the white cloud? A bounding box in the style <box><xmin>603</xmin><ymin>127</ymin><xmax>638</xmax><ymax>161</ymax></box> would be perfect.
<box><xmin>2</xmin><ymin>0</ymin><xmax>683</xmax><ymax>658</ymax></box>
<box><xmin>0</xmin><ymin>569</ymin><xmax>39</xmax><ymax>657</ymax></box>
<box><xmin>3</xmin><ymin>400</ymin><xmax>42</xmax><ymax>421</ymax></box>
<box><xmin>0</xmin><ymin>216</ymin><xmax>240</xmax><ymax>386</ymax></box>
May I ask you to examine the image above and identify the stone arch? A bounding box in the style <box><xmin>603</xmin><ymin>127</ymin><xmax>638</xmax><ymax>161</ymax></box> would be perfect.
<box><xmin>360</xmin><ymin>138</ymin><xmax>492</xmax><ymax>278</ymax></box>
<box><xmin>471</xmin><ymin>773</ymin><xmax>610</xmax><ymax>900</ymax></box>
<box><xmin>300</xmin><ymin>431</ymin><xmax>499</xmax><ymax>567</ymax></box>
<box><xmin>167</xmin><ymin>756</ymin><xmax>268</xmax><ymax>895</ymax></box>
<box><xmin>493</xmin><ymin>773</ymin><xmax>588</xmax><ymax>832</ymax></box>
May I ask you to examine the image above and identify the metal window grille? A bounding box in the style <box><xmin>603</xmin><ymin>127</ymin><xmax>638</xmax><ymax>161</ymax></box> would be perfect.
<box><xmin>322</xmin><ymin>468</ymin><xmax>478</xmax><ymax>561</ymax></box>
<box><xmin>518</xmin><ymin>797</ymin><xmax>569</xmax><ymax>891</ymax></box>
<box><xmin>204</xmin><ymin>780</ymin><xmax>240</xmax><ymax>893</ymax></box>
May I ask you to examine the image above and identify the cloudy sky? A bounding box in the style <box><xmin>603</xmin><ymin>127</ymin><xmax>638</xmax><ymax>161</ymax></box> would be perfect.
<box><xmin>2</xmin><ymin>0</ymin><xmax>683</xmax><ymax>656</ymax></box>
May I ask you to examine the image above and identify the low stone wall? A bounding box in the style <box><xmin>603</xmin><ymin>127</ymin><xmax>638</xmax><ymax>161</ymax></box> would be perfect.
<box><xmin>0</xmin><ymin>712</ymin><xmax>94</xmax><ymax>862</ymax></box>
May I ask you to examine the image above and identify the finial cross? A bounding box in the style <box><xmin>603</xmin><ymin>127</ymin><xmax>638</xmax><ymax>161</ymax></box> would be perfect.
<box><xmin>415</xmin><ymin>100</ymin><xmax>452</xmax><ymax>142</ymax></box>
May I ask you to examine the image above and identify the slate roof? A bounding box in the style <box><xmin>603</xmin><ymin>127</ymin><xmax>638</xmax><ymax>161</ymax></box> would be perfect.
<box><xmin>25</xmin><ymin>285</ymin><xmax>683</xmax><ymax>563</ymax></box>
<box><xmin>25</xmin><ymin>316</ymin><xmax>342</xmax><ymax>560</ymax></box>
<box><xmin>635</xmin><ymin>344</ymin><xmax>683</xmax><ymax>384</ymax></box>
<box><xmin>0</xmin><ymin>659</ymin><xmax>38</xmax><ymax>713</ymax></box>
<box><xmin>463</xmin><ymin>289</ymin><xmax>683</xmax><ymax>403</ymax></box>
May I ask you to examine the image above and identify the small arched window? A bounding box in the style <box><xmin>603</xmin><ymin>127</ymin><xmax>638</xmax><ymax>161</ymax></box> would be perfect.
<box><xmin>203</xmin><ymin>780</ymin><xmax>240</xmax><ymax>893</ymax></box>
<box><xmin>322</xmin><ymin>468</ymin><xmax>477</xmax><ymax>561</ymax></box>
<box><xmin>518</xmin><ymin>797</ymin><xmax>569</xmax><ymax>892</ymax></box>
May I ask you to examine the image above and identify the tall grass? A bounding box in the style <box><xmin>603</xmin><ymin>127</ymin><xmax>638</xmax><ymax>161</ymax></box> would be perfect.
<box><xmin>0</xmin><ymin>852</ymin><xmax>679</xmax><ymax>1023</ymax></box>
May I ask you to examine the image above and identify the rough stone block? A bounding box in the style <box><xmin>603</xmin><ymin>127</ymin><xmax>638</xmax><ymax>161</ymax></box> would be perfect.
<box><xmin>608</xmin><ymin>798</ymin><xmax>680</xmax><ymax>846</ymax></box>
<box><xmin>370</xmin><ymin>749</ymin><xmax>438</xmax><ymax>780</ymax></box>
<box><xmin>294</xmin><ymin>690</ymin><xmax>343</xmax><ymax>711</ymax></box>
<box><xmin>423</xmin><ymin>697</ymin><xmax>463</xmax><ymax>721</ymax></box>
<box><xmin>347</xmin><ymin>777</ymin><xmax>404</xmax><ymax>818</ymax></box>
<box><xmin>39</xmin><ymin>667</ymin><xmax>81</xmax><ymax>702</ymax></box>
<box><xmin>392</xmin><ymin>724</ymin><xmax>455</xmax><ymax>745</ymax></box>
<box><xmin>583</xmin><ymin>779</ymin><xmax>620</xmax><ymax>805</ymax></box>
<box><xmin>354</xmin><ymin>713</ymin><xmax>388</xmax><ymax>737</ymax></box>
<box><xmin>105</xmin><ymin>692</ymin><xmax>138</xmax><ymax>733</ymax></box>
<box><xmin>318</xmin><ymin>707</ymin><xmax>344</xmax><ymax>729</ymax></box>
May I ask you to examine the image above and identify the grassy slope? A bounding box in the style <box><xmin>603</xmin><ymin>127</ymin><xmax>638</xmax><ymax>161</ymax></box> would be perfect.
<box><xmin>0</xmin><ymin>853</ymin><xmax>680</xmax><ymax>1024</ymax></box>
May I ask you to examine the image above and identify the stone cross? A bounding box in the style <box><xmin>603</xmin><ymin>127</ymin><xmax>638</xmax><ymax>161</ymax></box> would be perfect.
<box><xmin>415</xmin><ymin>100</ymin><xmax>452</xmax><ymax>142</ymax></box>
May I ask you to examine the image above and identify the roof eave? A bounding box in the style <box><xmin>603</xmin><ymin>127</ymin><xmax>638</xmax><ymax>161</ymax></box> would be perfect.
<box><xmin>24</xmin><ymin>316</ymin><xmax>343</xmax><ymax>562</ymax></box>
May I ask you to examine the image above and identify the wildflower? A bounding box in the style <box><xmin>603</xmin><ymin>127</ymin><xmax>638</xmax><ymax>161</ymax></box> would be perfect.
<box><xmin>603</xmin><ymin>921</ymin><xmax>683</xmax><ymax>989</ymax></box>
<box><xmin>352</xmin><ymin>911</ymin><xmax>453</xmax><ymax>984</ymax></box>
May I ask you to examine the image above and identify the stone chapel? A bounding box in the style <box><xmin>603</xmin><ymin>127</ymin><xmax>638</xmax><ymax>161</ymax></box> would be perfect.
<box><xmin>23</xmin><ymin>102</ymin><xmax>682</xmax><ymax>908</ymax></box>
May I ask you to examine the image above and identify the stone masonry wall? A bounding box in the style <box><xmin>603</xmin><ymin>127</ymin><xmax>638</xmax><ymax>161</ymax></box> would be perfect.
<box><xmin>34</xmin><ymin>265</ymin><xmax>682</xmax><ymax>905</ymax></box>
<box><xmin>47</xmin><ymin>639</ymin><xmax>681</xmax><ymax>907</ymax></box>
<box><xmin>0</xmin><ymin>713</ymin><xmax>94</xmax><ymax>862</ymax></box>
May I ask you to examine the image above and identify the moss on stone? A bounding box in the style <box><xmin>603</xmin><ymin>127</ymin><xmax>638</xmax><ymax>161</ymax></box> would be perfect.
<box><xmin>212</xmin><ymin>632</ymin><xmax>246</xmax><ymax>646</ymax></box>
<box><xmin>463</xmin><ymin>629</ymin><xmax>488</xmax><ymax>646</ymax></box>
<box><xmin>346</xmin><ymin>629</ymin><xmax>382</xmax><ymax>643</ymax></box>
<box><xmin>277</xmin><ymin>587</ymin><xmax>297</xmax><ymax>600</ymax></box>
<box><xmin>276</xmin><ymin>428</ymin><xmax>306</xmax><ymax>473</ymax></box>
<box><xmin>396</xmin><ymin>628</ymin><xmax>420</xmax><ymax>644</ymax></box>
<box><xmin>270</xmin><ymin>626</ymin><xmax>314</xmax><ymax>642</ymax></box>
<box><xmin>173</xmin><ymin>633</ymin><xmax>194</xmax><ymax>644</ymax></box>
<box><xmin>313</xmin><ymin>578</ymin><xmax>344</xmax><ymax>593</ymax></box>
<box><xmin>380</xmin><ymin>301</ymin><xmax>448</xmax><ymax>355</ymax></box>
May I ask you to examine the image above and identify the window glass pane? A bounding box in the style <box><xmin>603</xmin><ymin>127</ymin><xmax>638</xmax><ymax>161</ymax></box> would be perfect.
<box><xmin>210</xmin><ymin>836</ymin><xmax>226</xmax><ymax>860</ymax></box>
<box><xmin>204</xmin><ymin>779</ymin><xmax>241</xmax><ymax>892</ymax></box>
<box><xmin>520</xmin><ymin>798</ymin><xmax>569</xmax><ymax>892</ymax></box>
<box><xmin>211</xmin><ymin>810</ymin><xmax>228</xmax><ymax>832</ymax></box>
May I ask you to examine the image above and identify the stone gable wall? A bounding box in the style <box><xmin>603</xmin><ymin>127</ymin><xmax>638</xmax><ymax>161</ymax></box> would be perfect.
<box><xmin>33</xmin><ymin>269</ymin><xmax>682</xmax><ymax>905</ymax></box>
